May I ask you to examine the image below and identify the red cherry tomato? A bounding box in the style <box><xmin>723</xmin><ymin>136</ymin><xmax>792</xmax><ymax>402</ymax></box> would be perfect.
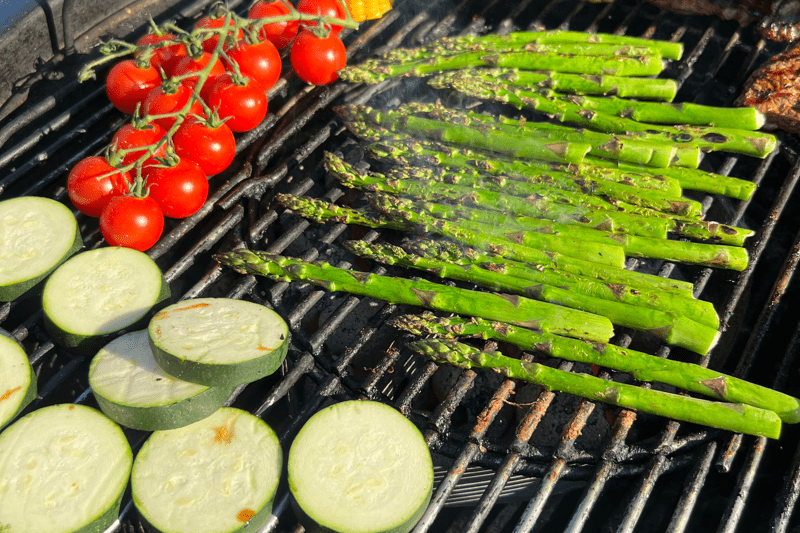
<box><xmin>135</xmin><ymin>33</ymin><xmax>185</xmax><ymax>74</ymax></box>
<box><xmin>100</xmin><ymin>195</ymin><xmax>164</xmax><ymax>251</ymax></box>
<box><xmin>225</xmin><ymin>39</ymin><xmax>282</xmax><ymax>91</ymax></box>
<box><xmin>111</xmin><ymin>122</ymin><xmax>167</xmax><ymax>166</ymax></box>
<box><xmin>248</xmin><ymin>0</ymin><xmax>299</xmax><ymax>49</ymax></box>
<box><xmin>194</xmin><ymin>16</ymin><xmax>244</xmax><ymax>53</ymax></box>
<box><xmin>67</xmin><ymin>156</ymin><xmax>131</xmax><ymax>217</ymax></box>
<box><xmin>296</xmin><ymin>0</ymin><xmax>346</xmax><ymax>35</ymax></box>
<box><xmin>289</xmin><ymin>29</ymin><xmax>346</xmax><ymax>85</ymax></box>
<box><xmin>172</xmin><ymin>52</ymin><xmax>226</xmax><ymax>101</ymax></box>
<box><xmin>142</xmin><ymin>157</ymin><xmax>209</xmax><ymax>218</ymax></box>
<box><xmin>172</xmin><ymin>117</ymin><xmax>236</xmax><ymax>176</ymax></box>
<box><xmin>207</xmin><ymin>74</ymin><xmax>268</xmax><ymax>133</ymax></box>
<box><xmin>142</xmin><ymin>83</ymin><xmax>204</xmax><ymax>130</ymax></box>
<box><xmin>105</xmin><ymin>59</ymin><xmax>162</xmax><ymax>115</ymax></box>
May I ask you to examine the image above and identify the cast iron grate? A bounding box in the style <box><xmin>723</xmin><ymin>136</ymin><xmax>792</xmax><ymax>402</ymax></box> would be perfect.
<box><xmin>2</xmin><ymin>0</ymin><xmax>800</xmax><ymax>532</ymax></box>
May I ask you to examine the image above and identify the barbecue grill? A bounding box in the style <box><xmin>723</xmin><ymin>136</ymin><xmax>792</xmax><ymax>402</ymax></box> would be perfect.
<box><xmin>2</xmin><ymin>0</ymin><xmax>800</xmax><ymax>531</ymax></box>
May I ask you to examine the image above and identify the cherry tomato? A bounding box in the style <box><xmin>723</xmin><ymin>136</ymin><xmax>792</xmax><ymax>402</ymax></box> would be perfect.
<box><xmin>225</xmin><ymin>39</ymin><xmax>282</xmax><ymax>91</ymax></box>
<box><xmin>172</xmin><ymin>116</ymin><xmax>236</xmax><ymax>176</ymax></box>
<box><xmin>289</xmin><ymin>29</ymin><xmax>346</xmax><ymax>85</ymax></box>
<box><xmin>248</xmin><ymin>0</ymin><xmax>299</xmax><ymax>49</ymax></box>
<box><xmin>172</xmin><ymin>52</ymin><xmax>226</xmax><ymax>101</ymax></box>
<box><xmin>194</xmin><ymin>15</ymin><xmax>244</xmax><ymax>53</ymax></box>
<box><xmin>105</xmin><ymin>59</ymin><xmax>162</xmax><ymax>115</ymax></box>
<box><xmin>67</xmin><ymin>156</ymin><xmax>131</xmax><ymax>217</ymax></box>
<box><xmin>100</xmin><ymin>195</ymin><xmax>164</xmax><ymax>251</ymax></box>
<box><xmin>135</xmin><ymin>33</ymin><xmax>186</xmax><ymax>74</ymax></box>
<box><xmin>297</xmin><ymin>0</ymin><xmax>346</xmax><ymax>35</ymax></box>
<box><xmin>111</xmin><ymin>122</ymin><xmax>167</xmax><ymax>166</ymax></box>
<box><xmin>142</xmin><ymin>83</ymin><xmax>205</xmax><ymax>130</ymax></box>
<box><xmin>142</xmin><ymin>157</ymin><xmax>208</xmax><ymax>218</ymax></box>
<box><xmin>207</xmin><ymin>74</ymin><xmax>268</xmax><ymax>132</ymax></box>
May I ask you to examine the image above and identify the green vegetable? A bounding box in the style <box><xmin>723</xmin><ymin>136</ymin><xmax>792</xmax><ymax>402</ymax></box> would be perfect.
<box><xmin>0</xmin><ymin>333</ymin><xmax>36</xmax><ymax>432</ymax></box>
<box><xmin>214</xmin><ymin>250</ymin><xmax>615</xmax><ymax>343</ymax></box>
<box><xmin>394</xmin><ymin>314</ymin><xmax>800</xmax><ymax>423</ymax></box>
<box><xmin>0</xmin><ymin>196</ymin><xmax>82</xmax><ymax>302</ymax></box>
<box><xmin>148</xmin><ymin>298</ymin><xmax>290</xmax><ymax>388</ymax></box>
<box><xmin>409</xmin><ymin>337</ymin><xmax>781</xmax><ymax>439</ymax></box>
<box><xmin>288</xmin><ymin>400</ymin><xmax>433</xmax><ymax>533</ymax></box>
<box><xmin>0</xmin><ymin>404</ymin><xmax>132</xmax><ymax>533</ymax></box>
<box><xmin>42</xmin><ymin>246</ymin><xmax>170</xmax><ymax>356</ymax></box>
<box><xmin>132</xmin><ymin>408</ymin><xmax>281</xmax><ymax>533</ymax></box>
<box><xmin>89</xmin><ymin>330</ymin><xmax>235</xmax><ymax>431</ymax></box>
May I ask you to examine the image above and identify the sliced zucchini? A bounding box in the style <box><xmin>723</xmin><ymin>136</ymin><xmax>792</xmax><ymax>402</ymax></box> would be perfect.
<box><xmin>89</xmin><ymin>330</ymin><xmax>235</xmax><ymax>431</ymax></box>
<box><xmin>132</xmin><ymin>407</ymin><xmax>282</xmax><ymax>533</ymax></box>
<box><xmin>148</xmin><ymin>298</ymin><xmax>289</xmax><ymax>387</ymax></box>
<box><xmin>0</xmin><ymin>333</ymin><xmax>36</xmax><ymax>431</ymax></box>
<box><xmin>0</xmin><ymin>196</ymin><xmax>82</xmax><ymax>301</ymax></box>
<box><xmin>0</xmin><ymin>404</ymin><xmax>132</xmax><ymax>533</ymax></box>
<box><xmin>288</xmin><ymin>400</ymin><xmax>434</xmax><ymax>533</ymax></box>
<box><xmin>42</xmin><ymin>246</ymin><xmax>170</xmax><ymax>355</ymax></box>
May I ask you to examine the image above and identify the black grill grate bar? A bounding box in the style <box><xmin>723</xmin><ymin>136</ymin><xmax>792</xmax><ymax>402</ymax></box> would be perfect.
<box><xmin>715</xmin><ymin>437</ymin><xmax>767</xmax><ymax>533</ymax></box>
<box><xmin>664</xmin><ymin>441</ymin><xmax>718</xmax><ymax>533</ymax></box>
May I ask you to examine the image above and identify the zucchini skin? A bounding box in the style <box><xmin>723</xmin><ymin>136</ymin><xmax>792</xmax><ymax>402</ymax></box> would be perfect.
<box><xmin>92</xmin><ymin>383</ymin><xmax>235</xmax><ymax>431</ymax></box>
<box><xmin>149</xmin><ymin>337</ymin><xmax>289</xmax><ymax>387</ymax></box>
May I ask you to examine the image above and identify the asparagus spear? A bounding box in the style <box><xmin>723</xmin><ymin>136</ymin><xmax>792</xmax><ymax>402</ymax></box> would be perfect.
<box><xmin>418</xmin><ymin>203</ymin><xmax>749</xmax><ymax>271</ymax></box>
<box><xmin>561</xmin><ymin>93</ymin><xmax>766</xmax><ymax>130</ymax></box>
<box><xmin>405</xmin><ymin>239</ymin><xmax>713</xmax><ymax>324</ymax></box>
<box><xmin>333</xmin><ymin>105</ymin><xmax>591</xmax><ymax>165</ymax></box>
<box><xmin>587</xmin><ymin>156</ymin><xmax>756</xmax><ymax>201</ymax></box>
<box><xmin>326</xmin><ymin>149</ymin><xmax>685</xmax><ymax>227</ymax></box>
<box><xmin>406</xmin><ymin>337</ymin><xmax>781</xmax><ymax>439</ymax></box>
<box><xmin>372</xmin><ymin>194</ymin><xmax>695</xmax><ymax>294</ymax></box>
<box><xmin>362</xmin><ymin>130</ymin><xmax>683</xmax><ymax>195</ymax></box>
<box><xmin>457</xmin><ymin>68</ymin><xmax>680</xmax><ymax>101</ymax></box>
<box><xmin>412</xmin><ymin>89</ymin><xmax>777</xmax><ymax>161</ymax></box>
<box><xmin>346</xmin><ymin>241</ymin><xmax>719</xmax><ymax>353</ymax></box>
<box><xmin>396</xmin><ymin>314</ymin><xmax>799</xmax><ymax>424</ymax></box>
<box><xmin>380</xmin><ymin>42</ymin><xmax>667</xmax><ymax>62</ymax></box>
<box><xmin>391</xmin><ymin>164</ymin><xmax>702</xmax><ymax>218</ymax></box>
<box><xmin>338</xmin><ymin>50</ymin><xmax>666</xmax><ymax>84</ymax></box>
<box><xmin>214</xmin><ymin>250</ymin><xmax>614</xmax><ymax>342</ymax></box>
<box><xmin>272</xmin><ymin>193</ymin><xmax>699</xmax><ymax>297</ymax></box>
<box><xmin>379</xmin><ymin>31</ymin><xmax>684</xmax><ymax>61</ymax></box>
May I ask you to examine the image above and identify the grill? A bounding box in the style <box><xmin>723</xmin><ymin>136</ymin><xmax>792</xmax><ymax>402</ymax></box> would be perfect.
<box><xmin>2</xmin><ymin>0</ymin><xmax>800</xmax><ymax>531</ymax></box>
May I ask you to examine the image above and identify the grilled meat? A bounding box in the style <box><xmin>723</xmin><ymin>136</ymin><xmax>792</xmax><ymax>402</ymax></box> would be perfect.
<box><xmin>736</xmin><ymin>41</ymin><xmax>800</xmax><ymax>131</ymax></box>
<box><xmin>584</xmin><ymin>0</ymin><xmax>800</xmax><ymax>41</ymax></box>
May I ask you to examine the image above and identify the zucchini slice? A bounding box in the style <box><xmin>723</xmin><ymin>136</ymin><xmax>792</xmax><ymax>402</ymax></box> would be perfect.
<box><xmin>89</xmin><ymin>330</ymin><xmax>235</xmax><ymax>431</ymax></box>
<box><xmin>42</xmin><ymin>246</ymin><xmax>170</xmax><ymax>355</ymax></box>
<box><xmin>132</xmin><ymin>407</ymin><xmax>282</xmax><ymax>533</ymax></box>
<box><xmin>0</xmin><ymin>196</ymin><xmax>82</xmax><ymax>301</ymax></box>
<box><xmin>148</xmin><ymin>298</ymin><xmax>289</xmax><ymax>387</ymax></box>
<box><xmin>0</xmin><ymin>404</ymin><xmax>132</xmax><ymax>533</ymax></box>
<box><xmin>288</xmin><ymin>400</ymin><xmax>434</xmax><ymax>533</ymax></box>
<box><xmin>0</xmin><ymin>333</ymin><xmax>36</xmax><ymax>431</ymax></box>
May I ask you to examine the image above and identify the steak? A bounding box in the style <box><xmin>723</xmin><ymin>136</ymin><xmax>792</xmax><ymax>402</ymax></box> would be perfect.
<box><xmin>584</xmin><ymin>0</ymin><xmax>800</xmax><ymax>41</ymax></box>
<box><xmin>736</xmin><ymin>41</ymin><xmax>800</xmax><ymax>132</ymax></box>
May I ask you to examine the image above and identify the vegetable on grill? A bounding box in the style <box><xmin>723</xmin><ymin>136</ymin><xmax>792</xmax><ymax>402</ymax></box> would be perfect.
<box><xmin>0</xmin><ymin>404</ymin><xmax>132</xmax><ymax>533</ymax></box>
<box><xmin>132</xmin><ymin>408</ymin><xmax>282</xmax><ymax>533</ymax></box>
<box><xmin>214</xmin><ymin>250</ymin><xmax>615</xmax><ymax>343</ymax></box>
<box><xmin>344</xmin><ymin>240</ymin><xmax>720</xmax><ymax>353</ymax></box>
<box><xmin>0</xmin><ymin>196</ymin><xmax>83</xmax><ymax>302</ymax></box>
<box><xmin>42</xmin><ymin>246</ymin><xmax>170</xmax><ymax>355</ymax></box>
<box><xmin>394</xmin><ymin>314</ymin><xmax>800</xmax><ymax>424</ymax></box>
<box><xmin>288</xmin><ymin>400</ymin><xmax>433</xmax><ymax>533</ymax></box>
<box><xmin>148</xmin><ymin>298</ymin><xmax>290</xmax><ymax>388</ymax></box>
<box><xmin>0</xmin><ymin>334</ymin><xmax>36</xmax><ymax>432</ymax></box>
<box><xmin>89</xmin><ymin>330</ymin><xmax>235</xmax><ymax>431</ymax></box>
<box><xmin>407</xmin><ymin>337</ymin><xmax>782</xmax><ymax>439</ymax></box>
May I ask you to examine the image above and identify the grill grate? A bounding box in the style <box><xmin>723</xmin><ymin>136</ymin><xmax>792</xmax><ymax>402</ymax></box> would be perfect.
<box><xmin>2</xmin><ymin>0</ymin><xmax>800</xmax><ymax>531</ymax></box>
